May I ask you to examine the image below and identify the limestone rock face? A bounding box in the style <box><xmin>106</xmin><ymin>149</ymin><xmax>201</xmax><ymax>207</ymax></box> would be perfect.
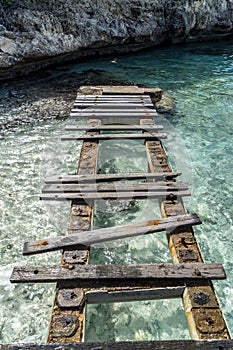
<box><xmin>0</xmin><ymin>0</ymin><xmax>233</xmax><ymax>77</ymax></box>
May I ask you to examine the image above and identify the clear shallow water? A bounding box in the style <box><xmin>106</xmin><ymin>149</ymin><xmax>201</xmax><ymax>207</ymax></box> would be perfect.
<box><xmin>0</xmin><ymin>37</ymin><xmax>233</xmax><ymax>342</ymax></box>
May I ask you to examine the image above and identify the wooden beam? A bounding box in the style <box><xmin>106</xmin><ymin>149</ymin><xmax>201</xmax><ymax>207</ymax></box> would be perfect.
<box><xmin>74</xmin><ymin>103</ymin><xmax>153</xmax><ymax>107</ymax></box>
<box><xmin>1</xmin><ymin>340</ymin><xmax>233</xmax><ymax>350</ymax></box>
<box><xmin>22</xmin><ymin>213</ymin><xmax>201</xmax><ymax>255</ymax></box>
<box><xmin>40</xmin><ymin>190</ymin><xmax>191</xmax><ymax>201</ymax></box>
<box><xmin>61</xmin><ymin>133</ymin><xmax>167</xmax><ymax>141</ymax></box>
<box><xmin>72</xmin><ymin>108</ymin><xmax>156</xmax><ymax>112</ymax></box>
<box><xmin>64</xmin><ymin>125</ymin><xmax>164</xmax><ymax>131</ymax></box>
<box><xmin>70</xmin><ymin>112</ymin><xmax>158</xmax><ymax>118</ymax></box>
<box><xmin>75</xmin><ymin>94</ymin><xmax>153</xmax><ymax>98</ymax></box>
<box><xmin>44</xmin><ymin>172</ymin><xmax>181</xmax><ymax>184</ymax></box>
<box><xmin>42</xmin><ymin>182</ymin><xmax>189</xmax><ymax>193</ymax></box>
<box><xmin>10</xmin><ymin>263</ymin><xmax>226</xmax><ymax>284</ymax></box>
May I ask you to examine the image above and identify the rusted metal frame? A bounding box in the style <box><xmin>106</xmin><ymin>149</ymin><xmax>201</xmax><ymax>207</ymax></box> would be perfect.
<box><xmin>47</xmin><ymin>119</ymin><xmax>101</xmax><ymax>343</ymax></box>
<box><xmin>46</xmin><ymin>86</ymin><xmax>165</xmax><ymax>344</ymax></box>
<box><xmin>141</xmin><ymin>118</ymin><xmax>230</xmax><ymax>339</ymax></box>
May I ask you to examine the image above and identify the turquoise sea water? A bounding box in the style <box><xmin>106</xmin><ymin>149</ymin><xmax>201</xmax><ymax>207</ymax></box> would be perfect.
<box><xmin>0</xmin><ymin>37</ymin><xmax>233</xmax><ymax>342</ymax></box>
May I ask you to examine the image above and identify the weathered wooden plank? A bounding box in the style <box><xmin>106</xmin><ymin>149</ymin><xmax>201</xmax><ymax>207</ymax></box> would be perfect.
<box><xmin>75</xmin><ymin>95</ymin><xmax>152</xmax><ymax>98</ymax></box>
<box><xmin>86</xmin><ymin>286</ymin><xmax>185</xmax><ymax>303</ymax></box>
<box><xmin>71</xmin><ymin>108</ymin><xmax>157</xmax><ymax>112</ymax></box>
<box><xmin>40</xmin><ymin>190</ymin><xmax>191</xmax><ymax>201</ymax></box>
<box><xmin>42</xmin><ymin>182</ymin><xmax>189</xmax><ymax>193</ymax></box>
<box><xmin>10</xmin><ymin>263</ymin><xmax>226</xmax><ymax>284</ymax></box>
<box><xmin>23</xmin><ymin>213</ymin><xmax>201</xmax><ymax>255</ymax></box>
<box><xmin>71</xmin><ymin>103</ymin><xmax>156</xmax><ymax>110</ymax></box>
<box><xmin>75</xmin><ymin>101</ymin><xmax>152</xmax><ymax>104</ymax></box>
<box><xmin>74</xmin><ymin>99</ymin><xmax>152</xmax><ymax>103</ymax></box>
<box><xmin>75</xmin><ymin>94</ymin><xmax>152</xmax><ymax>98</ymax></box>
<box><xmin>74</xmin><ymin>103</ymin><xmax>154</xmax><ymax>107</ymax></box>
<box><xmin>1</xmin><ymin>340</ymin><xmax>233</xmax><ymax>350</ymax></box>
<box><xmin>61</xmin><ymin>133</ymin><xmax>167</xmax><ymax>141</ymax></box>
<box><xmin>70</xmin><ymin>112</ymin><xmax>158</xmax><ymax>118</ymax></box>
<box><xmin>64</xmin><ymin>125</ymin><xmax>164</xmax><ymax>131</ymax></box>
<box><xmin>44</xmin><ymin>172</ymin><xmax>181</xmax><ymax>184</ymax></box>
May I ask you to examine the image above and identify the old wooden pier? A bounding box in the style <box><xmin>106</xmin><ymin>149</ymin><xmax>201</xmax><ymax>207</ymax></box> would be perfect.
<box><xmin>4</xmin><ymin>85</ymin><xmax>233</xmax><ymax>349</ymax></box>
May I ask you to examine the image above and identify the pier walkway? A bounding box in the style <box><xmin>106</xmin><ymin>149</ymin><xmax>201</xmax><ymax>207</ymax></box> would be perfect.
<box><xmin>5</xmin><ymin>85</ymin><xmax>232</xmax><ymax>349</ymax></box>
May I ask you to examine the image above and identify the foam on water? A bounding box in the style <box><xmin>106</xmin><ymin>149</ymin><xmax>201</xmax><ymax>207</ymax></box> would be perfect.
<box><xmin>0</xmin><ymin>37</ymin><xmax>233</xmax><ymax>342</ymax></box>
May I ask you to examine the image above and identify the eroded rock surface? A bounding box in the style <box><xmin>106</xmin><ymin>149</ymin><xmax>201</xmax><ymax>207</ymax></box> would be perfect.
<box><xmin>0</xmin><ymin>0</ymin><xmax>233</xmax><ymax>78</ymax></box>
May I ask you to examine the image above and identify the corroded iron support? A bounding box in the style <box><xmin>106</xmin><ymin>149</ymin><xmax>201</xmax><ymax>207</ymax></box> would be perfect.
<box><xmin>47</xmin><ymin>118</ymin><xmax>101</xmax><ymax>343</ymax></box>
<box><xmin>45</xmin><ymin>85</ymin><xmax>230</xmax><ymax>343</ymax></box>
<box><xmin>141</xmin><ymin>118</ymin><xmax>230</xmax><ymax>339</ymax></box>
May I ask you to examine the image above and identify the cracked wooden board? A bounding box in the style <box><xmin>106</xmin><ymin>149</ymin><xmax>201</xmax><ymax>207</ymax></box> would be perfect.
<box><xmin>22</xmin><ymin>213</ymin><xmax>201</xmax><ymax>255</ymax></box>
<box><xmin>10</xmin><ymin>263</ymin><xmax>226</xmax><ymax>284</ymax></box>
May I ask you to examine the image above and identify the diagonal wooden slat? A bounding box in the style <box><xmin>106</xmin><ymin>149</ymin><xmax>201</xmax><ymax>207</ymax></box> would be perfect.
<box><xmin>22</xmin><ymin>213</ymin><xmax>201</xmax><ymax>255</ymax></box>
<box><xmin>10</xmin><ymin>263</ymin><xmax>226</xmax><ymax>285</ymax></box>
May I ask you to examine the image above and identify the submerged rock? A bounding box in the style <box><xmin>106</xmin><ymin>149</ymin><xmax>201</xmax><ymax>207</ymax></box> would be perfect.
<box><xmin>155</xmin><ymin>92</ymin><xmax>176</xmax><ymax>114</ymax></box>
<box><xmin>0</xmin><ymin>0</ymin><xmax>233</xmax><ymax>79</ymax></box>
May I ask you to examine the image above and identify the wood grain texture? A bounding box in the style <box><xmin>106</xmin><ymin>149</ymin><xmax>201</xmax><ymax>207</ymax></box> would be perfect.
<box><xmin>42</xmin><ymin>182</ymin><xmax>189</xmax><ymax>193</ymax></box>
<box><xmin>44</xmin><ymin>172</ymin><xmax>181</xmax><ymax>184</ymax></box>
<box><xmin>40</xmin><ymin>190</ymin><xmax>190</xmax><ymax>201</ymax></box>
<box><xmin>75</xmin><ymin>94</ymin><xmax>152</xmax><ymax>98</ymax></box>
<box><xmin>1</xmin><ymin>340</ymin><xmax>233</xmax><ymax>350</ymax></box>
<box><xmin>23</xmin><ymin>213</ymin><xmax>201</xmax><ymax>255</ymax></box>
<box><xmin>10</xmin><ymin>263</ymin><xmax>226</xmax><ymax>284</ymax></box>
<box><xmin>73</xmin><ymin>103</ymin><xmax>154</xmax><ymax>107</ymax></box>
<box><xmin>64</xmin><ymin>125</ymin><xmax>164</xmax><ymax>131</ymax></box>
<box><xmin>70</xmin><ymin>112</ymin><xmax>158</xmax><ymax>118</ymax></box>
<box><xmin>61</xmin><ymin>133</ymin><xmax>167</xmax><ymax>141</ymax></box>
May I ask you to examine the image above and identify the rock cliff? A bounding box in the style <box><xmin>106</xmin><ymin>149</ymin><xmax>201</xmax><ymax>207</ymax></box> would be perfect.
<box><xmin>0</xmin><ymin>0</ymin><xmax>233</xmax><ymax>78</ymax></box>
